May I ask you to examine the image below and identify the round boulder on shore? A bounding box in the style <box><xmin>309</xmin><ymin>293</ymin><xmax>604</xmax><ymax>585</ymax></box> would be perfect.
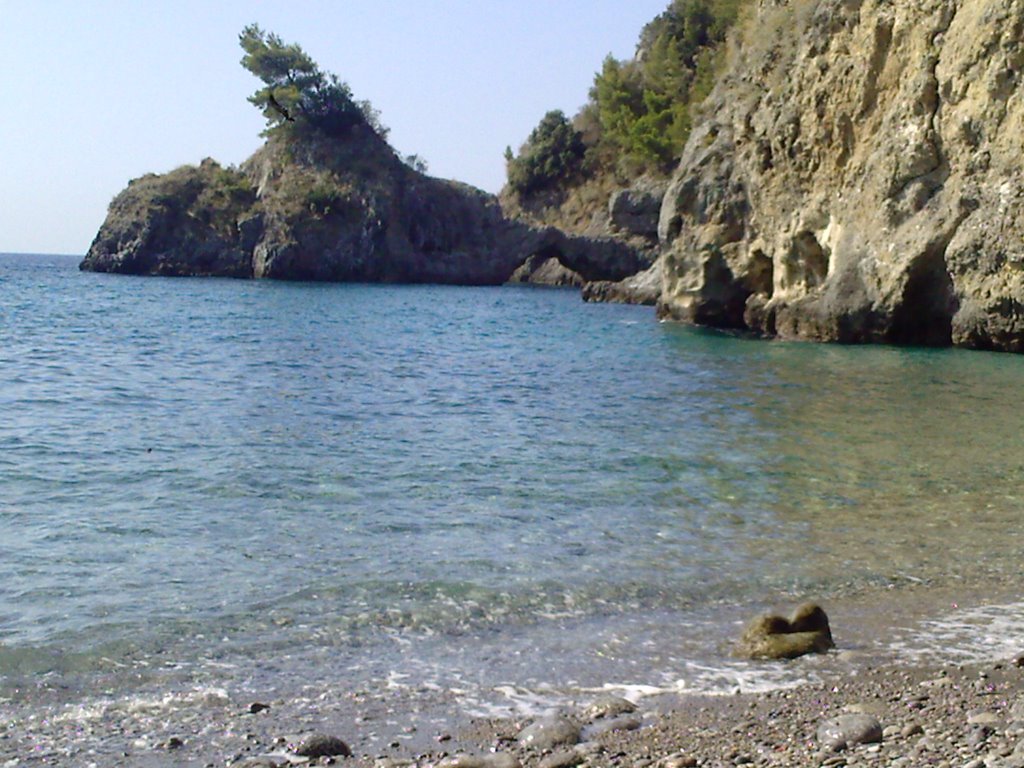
<box><xmin>291</xmin><ymin>733</ymin><xmax>352</xmax><ymax>758</ymax></box>
<box><xmin>734</xmin><ymin>603</ymin><xmax>835</xmax><ymax>660</ymax></box>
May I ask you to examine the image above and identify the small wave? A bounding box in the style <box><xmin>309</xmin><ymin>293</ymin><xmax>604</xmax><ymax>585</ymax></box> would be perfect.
<box><xmin>887</xmin><ymin>600</ymin><xmax>1024</xmax><ymax>665</ymax></box>
<box><xmin>460</xmin><ymin>660</ymin><xmax>824</xmax><ymax>721</ymax></box>
<box><xmin>50</xmin><ymin>687</ymin><xmax>232</xmax><ymax>724</ymax></box>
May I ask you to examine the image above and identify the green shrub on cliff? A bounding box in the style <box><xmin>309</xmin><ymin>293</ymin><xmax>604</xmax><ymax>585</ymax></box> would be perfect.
<box><xmin>505</xmin><ymin>110</ymin><xmax>586</xmax><ymax>196</ymax></box>
<box><xmin>590</xmin><ymin>0</ymin><xmax>746</xmax><ymax>171</ymax></box>
<box><xmin>191</xmin><ymin>162</ymin><xmax>256</xmax><ymax>231</ymax></box>
<box><xmin>304</xmin><ymin>180</ymin><xmax>345</xmax><ymax>218</ymax></box>
<box><xmin>239</xmin><ymin>24</ymin><xmax>386</xmax><ymax>139</ymax></box>
<box><xmin>506</xmin><ymin>0</ymin><xmax>748</xmax><ymax>203</ymax></box>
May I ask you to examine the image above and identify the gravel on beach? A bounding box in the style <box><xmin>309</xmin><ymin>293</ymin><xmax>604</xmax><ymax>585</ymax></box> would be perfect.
<box><xmin>411</xmin><ymin>656</ymin><xmax>1024</xmax><ymax>768</ymax></box>
<box><xmin>7</xmin><ymin>654</ymin><xmax>1024</xmax><ymax>768</ymax></box>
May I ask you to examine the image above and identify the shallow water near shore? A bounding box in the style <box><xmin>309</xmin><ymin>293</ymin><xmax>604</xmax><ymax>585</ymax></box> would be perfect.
<box><xmin>2</xmin><ymin>252</ymin><xmax>1024</xmax><ymax>762</ymax></box>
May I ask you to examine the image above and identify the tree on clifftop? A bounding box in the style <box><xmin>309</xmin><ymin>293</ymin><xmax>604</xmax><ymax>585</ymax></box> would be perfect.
<box><xmin>505</xmin><ymin>110</ymin><xmax>586</xmax><ymax>197</ymax></box>
<box><xmin>239</xmin><ymin>24</ymin><xmax>387</xmax><ymax>139</ymax></box>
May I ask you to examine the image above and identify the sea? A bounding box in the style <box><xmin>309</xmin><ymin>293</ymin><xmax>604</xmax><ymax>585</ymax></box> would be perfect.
<box><xmin>2</xmin><ymin>251</ymin><xmax>1024</xmax><ymax>764</ymax></box>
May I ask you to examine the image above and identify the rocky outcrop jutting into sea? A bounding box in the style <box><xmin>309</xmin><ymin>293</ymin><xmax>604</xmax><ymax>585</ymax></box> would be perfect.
<box><xmin>80</xmin><ymin>124</ymin><xmax>648</xmax><ymax>288</ymax></box>
<box><xmin>657</xmin><ymin>0</ymin><xmax>1024</xmax><ymax>352</ymax></box>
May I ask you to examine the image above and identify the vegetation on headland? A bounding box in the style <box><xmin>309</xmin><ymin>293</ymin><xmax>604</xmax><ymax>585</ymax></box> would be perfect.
<box><xmin>238</xmin><ymin>23</ymin><xmax>389</xmax><ymax>141</ymax></box>
<box><xmin>503</xmin><ymin>0</ymin><xmax>748</xmax><ymax>220</ymax></box>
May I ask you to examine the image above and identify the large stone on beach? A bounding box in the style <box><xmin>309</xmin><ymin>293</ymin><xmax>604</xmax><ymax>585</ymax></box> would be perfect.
<box><xmin>291</xmin><ymin>732</ymin><xmax>352</xmax><ymax>758</ymax></box>
<box><xmin>517</xmin><ymin>715</ymin><xmax>581</xmax><ymax>750</ymax></box>
<box><xmin>735</xmin><ymin>603</ymin><xmax>835</xmax><ymax>660</ymax></box>
<box><xmin>816</xmin><ymin>714</ymin><xmax>883</xmax><ymax>751</ymax></box>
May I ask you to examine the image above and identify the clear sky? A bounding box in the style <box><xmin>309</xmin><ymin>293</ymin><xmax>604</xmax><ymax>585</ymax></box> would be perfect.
<box><xmin>0</xmin><ymin>0</ymin><xmax>670</xmax><ymax>255</ymax></box>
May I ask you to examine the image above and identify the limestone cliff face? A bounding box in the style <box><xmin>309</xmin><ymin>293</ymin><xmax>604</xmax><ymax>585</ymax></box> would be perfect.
<box><xmin>659</xmin><ymin>0</ymin><xmax>1024</xmax><ymax>351</ymax></box>
<box><xmin>83</xmin><ymin>128</ymin><xmax>647</xmax><ymax>287</ymax></box>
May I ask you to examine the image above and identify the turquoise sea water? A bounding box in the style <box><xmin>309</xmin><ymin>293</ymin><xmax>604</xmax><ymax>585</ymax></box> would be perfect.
<box><xmin>2</xmin><ymin>252</ymin><xmax>1024</xmax><ymax>759</ymax></box>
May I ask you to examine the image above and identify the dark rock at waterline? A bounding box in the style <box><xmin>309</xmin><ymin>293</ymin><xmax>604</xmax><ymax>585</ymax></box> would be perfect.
<box><xmin>735</xmin><ymin>602</ymin><xmax>835</xmax><ymax>660</ymax></box>
<box><xmin>291</xmin><ymin>732</ymin><xmax>352</xmax><ymax>758</ymax></box>
<box><xmin>506</xmin><ymin>254</ymin><xmax>583</xmax><ymax>287</ymax></box>
<box><xmin>582</xmin><ymin>259</ymin><xmax>662</xmax><ymax>306</ymax></box>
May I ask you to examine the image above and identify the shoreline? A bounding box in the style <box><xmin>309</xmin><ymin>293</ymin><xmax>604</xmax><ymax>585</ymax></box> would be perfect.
<box><xmin>434</xmin><ymin>654</ymin><xmax>1024</xmax><ymax>768</ymax></box>
<box><xmin>10</xmin><ymin>654</ymin><xmax>1022</xmax><ymax>767</ymax></box>
<box><xmin>6</xmin><ymin>596</ymin><xmax>1024</xmax><ymax>767</ymax></box>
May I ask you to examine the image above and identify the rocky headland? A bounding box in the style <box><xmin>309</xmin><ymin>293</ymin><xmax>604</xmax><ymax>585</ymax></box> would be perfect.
<box><xmin>503</xmin><ymin>0</ymin><xmax>1024</xmax><ymax>351</ymax></box>
<box><xmin>79</xmin><ymin>133</ymin><xmax>647</xmax><ymax>288</ymax></box>
<box><xmin>80</xmin><ymin>24</ymin><xmax>649</xmax><ymax>291</ymax></box>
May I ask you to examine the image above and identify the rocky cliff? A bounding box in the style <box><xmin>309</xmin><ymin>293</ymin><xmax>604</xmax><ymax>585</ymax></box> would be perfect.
<box><xmin>82</xmin><ymin>126</ymin><xmax>648</xmax><ymax>287</ymax></box>
<box><xmin>657</xmin><ymin>0</ymin><xmax>1024</xmax><ymax>351</ymax></box>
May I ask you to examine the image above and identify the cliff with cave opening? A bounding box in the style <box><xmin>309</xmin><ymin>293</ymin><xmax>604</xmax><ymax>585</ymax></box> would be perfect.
<box><xmin>656</xmin><ymin>0</ymin><xmax>1024</xmax><ymax>351</ymax></box>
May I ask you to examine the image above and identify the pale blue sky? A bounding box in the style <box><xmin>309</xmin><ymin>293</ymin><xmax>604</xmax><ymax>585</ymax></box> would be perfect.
<box><xmin>0</xmin><ymin>0</ymin><xmax>668</xmax><ymax>255</ymax></box>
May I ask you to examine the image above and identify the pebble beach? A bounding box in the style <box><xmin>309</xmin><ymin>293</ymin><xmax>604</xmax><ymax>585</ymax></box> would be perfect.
<box><xmin>398</xmin><ymin>656</ymin><xmax>1024</xmax><ymax>768</ymax></box>
<box><xmin>7</xmin><ymin>645</ymin><xmax>1024</xmax><ymax>767</ymax></box>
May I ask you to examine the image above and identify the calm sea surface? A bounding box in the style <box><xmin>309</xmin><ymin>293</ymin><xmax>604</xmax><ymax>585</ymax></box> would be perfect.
<box><xmin>2</xmin><ymin>252</ymin><xmax>1024</xmax><ymax>754</ymax></box>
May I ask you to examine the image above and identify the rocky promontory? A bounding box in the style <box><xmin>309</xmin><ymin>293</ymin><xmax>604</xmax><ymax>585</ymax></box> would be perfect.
<box><xmin>80</xmin><ymin>129</ymin><xmax>648</xmax><ymax>287</ymax></box>
<box><xmin>81</xmin><ymin>25</ymin><xmax>649</xmax><ymax>289</ymax></box>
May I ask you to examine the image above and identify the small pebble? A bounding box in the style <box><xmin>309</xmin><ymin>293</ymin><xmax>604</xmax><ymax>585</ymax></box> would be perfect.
<box><xmin>660</xmin><ymin>757</ymin><xmax>698</xmax><ymax>768</ymax></box>
<box><xmin>538</xmin><ymin>749</ymin><xmax>584</xmax><ymax>768</ymax></box>
<box><xmin>968</xmin><ymin>711</ymin><xmax>1001</xmax><ymax>725</ymax></box>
